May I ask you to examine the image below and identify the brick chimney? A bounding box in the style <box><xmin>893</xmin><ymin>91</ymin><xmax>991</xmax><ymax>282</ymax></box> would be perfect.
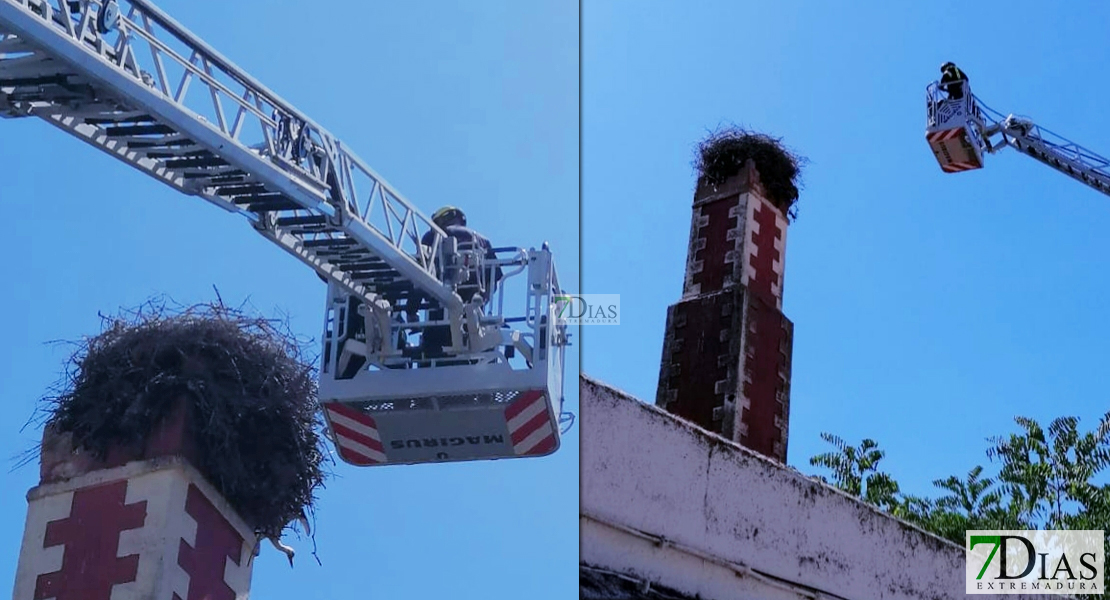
<box><xmin>13</xmin><ymin>399</ymin><xmax>258</xmax><ymax>600</ymax></box>
<box><xmin>656</xmin><ymin>159</ymin><xmax>794</xmax><ymax>462</ymax></box>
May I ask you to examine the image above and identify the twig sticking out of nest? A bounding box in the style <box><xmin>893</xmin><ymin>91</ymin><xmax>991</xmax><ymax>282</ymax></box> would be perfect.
<box><xmin>40</xmin><ymin>298</ymin><xmax>327</xmax><ymax>539</ymax></box>
<box><xmin>694</xmin><ymin>126</ymin><xmax>807</xmax><ymax>217</ymax></box>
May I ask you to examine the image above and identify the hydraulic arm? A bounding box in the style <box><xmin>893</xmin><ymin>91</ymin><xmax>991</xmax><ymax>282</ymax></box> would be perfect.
<box><xmin>977</xmin><ymin>101</ymin><xmax>1110</xmax><ymax>199</ymax></box>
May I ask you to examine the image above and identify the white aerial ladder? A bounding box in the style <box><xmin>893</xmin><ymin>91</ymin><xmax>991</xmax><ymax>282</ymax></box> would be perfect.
<box><xmin>0</xmin><ymin>0</ymin><xmax>570</xmax><ymax>467</ymax></box>
<box><xmin>925</xmin><ymin>68</ymin><xmax>1110</xmax><ymax>197</ymax></box>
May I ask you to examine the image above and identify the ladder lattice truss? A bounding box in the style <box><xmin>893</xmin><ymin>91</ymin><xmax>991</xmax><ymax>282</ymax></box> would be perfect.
<box><xmin>0</xmin><ymin>0</ymin><xmax>463</xmax><ymax>318</ymax></box>
<box><xmin>976</xmin><ymin>96</ymin><xmax>1110</xmax><ymax>198</ymax></box>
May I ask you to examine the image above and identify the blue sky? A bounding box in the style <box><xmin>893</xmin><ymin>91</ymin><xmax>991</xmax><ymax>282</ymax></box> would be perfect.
<box><xmin>0</xmin><ymin>1</ymin><xmax>577</xmax><ymax>598</ymax></box>
<box><xmin>584</xmin><ymin>0</ymin><xmax>1110</xmax><ymax>501</ymax></box>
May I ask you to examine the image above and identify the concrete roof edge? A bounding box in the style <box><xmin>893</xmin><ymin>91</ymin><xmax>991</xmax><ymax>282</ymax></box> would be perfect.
<box><xmin>579</xmin><ymin>372</ymin><xmax>965</xmax><ymax>554</ymax></box>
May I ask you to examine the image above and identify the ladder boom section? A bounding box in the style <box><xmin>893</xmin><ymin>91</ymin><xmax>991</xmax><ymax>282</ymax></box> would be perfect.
<box><xmin>976</xmin><ymin>99</ymin><xmax>1110</xmax><ymax>199</ymax></box>
<box><xmin>0</xmin><ymin>0</ymin><xmax>461</xmax><ymax>313</ymax></box>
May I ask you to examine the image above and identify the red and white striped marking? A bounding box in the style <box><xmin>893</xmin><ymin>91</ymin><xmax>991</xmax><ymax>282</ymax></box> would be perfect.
<box><xmin>927</xmin><ymin>128</ymin><xmax>982</xmax><ymax>173</ymax></box>
<box><xmin>324</xmin><ymin>402</ymin><xmax>387</xmax><ymax>465</ymax></box>
<box><xmin>505</xmin><ymin>391</ymin><xmax>557</xmax><ymax>456</ymax></box>
<box><xmin>941</xmin><ymin>161</ymin><xmax>980</xmax><ymax>173</ymax></box>
<box><xmin>926</xmin><ymin>127</ymin><xmax>964</xmax><ymax>143</ymax></box>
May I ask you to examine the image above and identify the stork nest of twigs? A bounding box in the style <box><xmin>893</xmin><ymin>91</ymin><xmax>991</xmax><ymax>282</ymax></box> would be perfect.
<box><xmin>39</xmin><ymin>299</ymin><xmax>327</xmax><ymax>539</ymax></box>
<box><xmin>694</xmin><ymin>126</ymin><xmax>806</xmax><ymax>216</ymax></box>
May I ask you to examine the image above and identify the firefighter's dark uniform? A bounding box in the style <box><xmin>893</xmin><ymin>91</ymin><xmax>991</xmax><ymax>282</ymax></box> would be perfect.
<box><xmin>412</xmin><ymin>224</ymin><xmax>503</xmax><ymax>364</ymax></box>
<box><xmin>940</xmin><ymin>64</ymin><xmax>969</xmax><ymax>100</ymax></box>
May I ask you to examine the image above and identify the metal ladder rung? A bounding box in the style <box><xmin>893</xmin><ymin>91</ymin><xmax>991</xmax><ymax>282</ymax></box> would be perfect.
<box><xmin>227</xmin><ymin>191</ymin><xmax>283</xmax><ymax>203</ymax></box>
<box><xmin>361</xmin><ymin>271</ymin><xmax>405</xmax><ymax>282</ymax></box>
<box><xmin>349</xmin><ymin>269</ymin><xmax>402</xmax><ymax>284</ymax></box>
<box><xmin>182</xmin><ymin>170</ymin><xmax>244</xmax><ymax>180</ymax></box>
<box><xmin>302</xmin><ymin>237</ymin><xmax>359</xmax><ymax>249</ymax></box>
<box><xmin>143</xmin><ymin>149</ymin><xmax>212</xmax><ymax>159</ymax></box>
<box><xmin>283</xmin><ymin>224</ymin><xmax>331</xmax><ymax>235</ymax></box>
<box><xmin>230</xmin><ymin>192</ymin><xmax>283</xmax><ymax>204</ymax></box>
<box><xmin>124</xmin><ymin>138</ymin><xmax>196</xmax><ymax>149</ymax></box>
<box><xmin>242</xmin><ymin>198</ymin><xmax>301</xmax><ymax>212</ymax></box>
<box><xmin>203</xmin><ymin>173</ymin><xmax>247</xmax><ymax>184</ymax></box>
<box><xmin>217</xmin><ymin>182</ymin><xmax>270</xmax><ymax>196</ymax></box>
<box><xmin>313</xmin><ymin>250</ymin><xmax>374</xmax><ymax>262</ymax></box>
<box><xmin>349</xmin><ymin>273</ymin><xmax>401</xmax><ymax>283</ymax></box>
<box><xmin>344</xmin><ymin>264</ymin><xmax>395</xmax><ymax>275</ymax></box>
<box><xmin>85</xmin><ymin>115</ymin><xmax>155</xmax><ymax>125</ymax></box>
<box><xmin>375</xmin><ymin>282</ymin><xmax>420</xmax><ymax>294</ymax></box>
<box><xmin>276</xmin><ymin>215</ymin><xmax>328</xmax><ymax>227</ymax></box>
<box><xmin>334</xmin><ymin>260</ymin><xmax>387</xmax><ymax>271</ymax></box>
<box><xmin>163</xmin><ymin>156</ymin><xmax>229</xmax><ymax>169</ymax></box>
<box><xmin>104</xmin><ymin>124</ymin><xmax>177</xmax><ymax>136</ymax></box>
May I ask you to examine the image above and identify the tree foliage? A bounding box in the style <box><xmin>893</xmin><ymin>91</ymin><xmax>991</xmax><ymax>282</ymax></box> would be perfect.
<box><xmin>809</xmin><ymin>412</ymin><xmax>1110</xmax><ymax>596</ymax></box>
<box><xmin>809</xmin><ymin>433</ymin><xmax>900</xmax><ymax>511</ymax></box>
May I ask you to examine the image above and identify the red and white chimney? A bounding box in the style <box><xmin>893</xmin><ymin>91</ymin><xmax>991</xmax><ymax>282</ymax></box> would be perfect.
<box><xmin>13</xmin><ymin>400</ymin><xmax>258</xmax><ymax>600</ymax></box>
<box><xmin>656</xmin><ymin>159</ymin><xmax>794</xmax><ymax>462</ymax></box>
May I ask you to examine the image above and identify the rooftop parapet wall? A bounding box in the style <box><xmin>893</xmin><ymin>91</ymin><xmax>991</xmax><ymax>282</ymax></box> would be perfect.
<box><xmin>581</xmin><ymin>374</ymin><xmax>1059</xmax><ymax>600</ymax></box>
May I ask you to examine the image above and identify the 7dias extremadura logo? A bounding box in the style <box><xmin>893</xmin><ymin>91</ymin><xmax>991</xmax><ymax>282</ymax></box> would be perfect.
<box><xmin>966</xmin><ymin>530</ymin><xmax>1104</xmax><ymax>594</ymax></box>
<box><xmin>553</xmin><ymin>294</ymin><xmax>619</xmax><ymax>325</ymax></box>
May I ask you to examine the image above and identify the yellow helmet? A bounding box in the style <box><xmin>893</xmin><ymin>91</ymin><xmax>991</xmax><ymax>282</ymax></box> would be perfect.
<box><xmin>432</xmin><ymin>206</ymin><xmax>466</xmax><ymax>227</ymax></box>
